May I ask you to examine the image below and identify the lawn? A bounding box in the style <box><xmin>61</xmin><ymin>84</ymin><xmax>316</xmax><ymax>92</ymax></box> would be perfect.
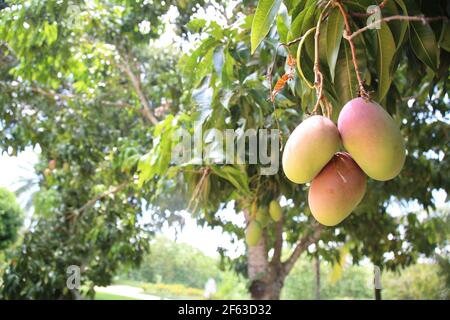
<box><xmin>95</xmin><ymin>291</ymin><xmax>138</xmax><ymax>300</ymax></box>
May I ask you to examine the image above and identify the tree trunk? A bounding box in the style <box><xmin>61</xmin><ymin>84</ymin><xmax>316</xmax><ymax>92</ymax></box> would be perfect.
<box><xmin>247</xmin><ymin>234</ymin><xmax>286</xmax><ymax>300</ymax></box>
<box><xmin>245</xmin><ymin>208</ymin><xmax>285</xmax><ymax>300</ymax></box>
<box><xmin>245</xmin><ymin>207</ymin><xmax>322</xmax><ymax>300</ymax></box>
<box><xmin>314</xmin><ymin>255</ymin><xmax>321</xmax><ymax>300</ymax></box>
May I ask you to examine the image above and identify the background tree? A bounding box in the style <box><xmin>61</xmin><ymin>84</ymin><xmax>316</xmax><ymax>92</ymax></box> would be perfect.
<box><xmin>0</xmin><ymin>0</ymin><xmax>218</xmax><ymax>299</ymax></box>
<box><xmin>126</xmin><ymin>236</ymin><xmax>220</xmax><ymax>289</ymax></box>
<box><xmin>0</xmin><ymin>188</ymin><xmax>23</xmax><ymax>251</ymax></box>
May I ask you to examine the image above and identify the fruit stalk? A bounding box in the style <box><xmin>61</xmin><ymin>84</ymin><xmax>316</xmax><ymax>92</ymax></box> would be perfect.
<box><xmin>334</xmin><ymin>1</ymin><xmax>369</xmax><ymax>99</ymax></box>
<box><xmin>345</xmin><ymin>15</ymin><xmax>448</xmax><ymax>40</ymax></box>
<box><xmin>312</xmin><ymin>2</ymin><xmax>332</xmax><ymax>117</ymax></box>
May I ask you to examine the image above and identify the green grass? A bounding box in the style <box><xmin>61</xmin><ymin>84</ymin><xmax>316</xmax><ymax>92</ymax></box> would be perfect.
<box><xmin>95</xmin><ymin>291</ymin><xmax>138</xmax><ymax>300</ymax></box>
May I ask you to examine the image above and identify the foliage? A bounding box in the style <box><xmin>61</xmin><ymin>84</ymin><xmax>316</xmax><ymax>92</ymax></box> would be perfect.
<box><xmin>213</xmin><ymin>270</ymin><xmax>250</xmax><ymax>300</ymax></box>
<box><xmin>282</xmin><ymin>255</ymin><xmax>373</xmax><ymax>299</ymax></box>
<box><xmin>125</xmin><ymin>236</ymin><xmax>219</xmax><ymax>289</ymax></box>
<box><xmin>0</xmin><ymin>188</ymin><xmax>23</xmax><ymax>251</ymax></box>
<box><xmin>282</xmin><ymin>255</ymin><xmax>449</xmax><ymax>300</ymax></box>
<box><xmin>122</xmin><ymin>237</ymin><xmax>249</xmax><ymax>299</ymax></box>
<box><xmin>0</xmin><ymin>0</ymin><xmax>220</xmax><ymax>299</ymax></box>
<box><xmin>382</xmin><ymin>263</ymin><xmax>449</xmax><ymax>300</ymax></box>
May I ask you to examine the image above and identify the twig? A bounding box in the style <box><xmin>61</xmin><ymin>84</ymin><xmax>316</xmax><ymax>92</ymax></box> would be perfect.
<box><xmin>31</xmin><ymin>86</ymin><xmax>74</xmax><ymax>100</ymax></box>
<box><xmin>68</xmin><ymin>181</ymin><xmax>129</xmax><ymax>221</ymax></box>
<box><xmin>281</xmin><ymin>37</ymin><xmax>305</xmax><ymax>47</ymax></box>
<box><xmin>187</xmin><ymin>167</ymin><xmax>210</xmax><ymax>213</ymax></box>
<box><xmin>345</xmin><ymin>15</ymin><xmax>448</xmax><ymax>41</ymax></box>
<box><xmin>312</xmin><ymin>6</ymin><xmax>330</xmax><ymax>115</ymax></box>
<box><xmin>31</xmin><ymin>86</ymin><xmax>142</xmax><ymax>113</ymax></box>
<box><xmin>335</xmin><ymin>1</ymin><xmax>370</xmax><ymax>99</ymax></box>
<box><xmin>116</xmin><ymin>49</ymin><xmax>159</xmax><ymax>125</ymax></box>
<box><xmin>267</xmin><ymin>43</ymin><xmax>283</xmax><ymax>100</ymax></box>
<box><xmin>282</xmin><ymin>223</ymin><xmax>323</xmax><ymax>275</ymax></box>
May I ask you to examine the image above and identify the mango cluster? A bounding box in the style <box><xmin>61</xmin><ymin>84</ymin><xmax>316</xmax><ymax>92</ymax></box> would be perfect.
<box><xmin>282</xmin><ymin>97</ymin><xmax>406</xmax><ymax>226</ymax></box>
<box><xmin>246</xmin><ymin>200</ymin><xmax>283</xmax><ymax>246</ymax></box>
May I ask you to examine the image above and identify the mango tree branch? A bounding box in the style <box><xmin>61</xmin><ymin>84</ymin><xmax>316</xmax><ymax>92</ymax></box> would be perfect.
<box><xmin>271</xmin><ymin>219</ymin><xmax>284</xmax><ymax>264</ymax></box>
<box><xmin>117</xmin><ymin>58</ymin><xmax>159</xmax><ymax>125</ymax></box>
<box><xmin>68</xmin><ymin>181</ymin><xmax>130</xmax><ymax>222</ymax></box>
<box><xmin>29</xmin><ymin>86</ymin><xmax>142</xmax><ymax>113</ymax></box>
<box><xmin>345</xmin><ymin>15</ymin><xmax>448</xmax><ymax>41</ymax></box>
<box><xmin>282</xmin><ymin>223</ymin><xmax>323</xmax><ymax>275</ymax></box>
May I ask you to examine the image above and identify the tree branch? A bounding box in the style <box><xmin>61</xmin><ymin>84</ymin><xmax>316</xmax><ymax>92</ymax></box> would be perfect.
<box><xmin>271</xmin><ymin>219</ymin><xmax>284</xmax><ymax>264</ymax></box>
<box><xmin>117</xmin><ymin>53</ymin><xmax>158</xmax><ymax>125</ymax></box>
<box><xmin>30</xmin><ymin>86</ymin><xmax>142</xmax><ymax>112</ymax></box>
<box><xmin>68</xmin><ymin>181</ymin><xmax>129</xmax><ymax>222</ymax></box>
<box><xmin>31</xmin><ymin>86</ymin><xmax>74</xmax><ymax>100</ymax></box>
<box><xmin>282</xmin><ymin>224</ymin><xmax>323</xmax><ymax>275</ymax></box>
<box><xmin>345</xmin><ymin>15</ymin><xmax>448</xmax><ymax>41</ymax></box>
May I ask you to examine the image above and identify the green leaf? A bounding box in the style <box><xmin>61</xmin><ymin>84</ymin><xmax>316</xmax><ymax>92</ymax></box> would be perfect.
<box><xmin>276</xmin><ymin>11</ymin><xmax>289</xmax><ymax>43</ymax></box>
<box><xmin>439</xmin><ymin>21</ymin><xmax>450</xmax><ymax>52</ymax></box>
<box><xmin>335</xmin><ymin>41</ymin><xmax>357</xmax><ymax>105</ymax></box>
<box><xmin>410</xmin><ymin>21</ymin><xmax>439</xmax><ymax>71</ymax></box>
<box><xmin>211</xmin><ymin>166</ymin><xmax>250</xmax><ymax>196</ymax></box>
<box><xmin>186</xmin><ymin>18</ymin><xmax>207</xmax><ymax>33</ymax></box>
<box><xmin>326</xmin><ymin>7</ymin><xmax>344</xmax><ymax>82</ymax></box>
<box><xmin>222</xmin><ymin>49</ymin><xmax>235</xmax><ymax>88</ymax></box>
<box><xmin>288</xmin><ymin>0</ymin><xmax>314</xmax><ymax>41</ymax></box>
<box><xmin>284</xmin><ymin>0</ymin><xmax>305</xmax><ymax>15</ymax></box>
<box><xmin>386</xmin><ymin>0</ymin><xmax>408</xmax><ymax>49</ymax></box>
<box><xmin>376</xmin><ymin>23</ymin><xmax>396</xmax><ymax>101</ymax></box>
<box><xmin>43</xmin><ymin>21</ymin><xmax>58</xmax><ymax>45</ymax></box>
<box><xmin>251</xmin><ymin>0</ymin><xmax>282</xmax><ymax>54</ymax></box>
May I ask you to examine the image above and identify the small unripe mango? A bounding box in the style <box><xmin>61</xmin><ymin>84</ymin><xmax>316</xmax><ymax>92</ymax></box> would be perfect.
<box><xmin>282</xmin><ymin>115</ymin><xmax>341</xmax><ymax>184</ymax></box>
<box><xmin>256</xmin><ymin>207</ymin><xmax>270</xmax><ymax>227</ymax></box>
<box><xmin>251</xmin><ymin>201</ymin><xmax>257</xmax><ymax>216</ymax></box>
<box><xmin>338</xmin><ymin>97</ymin><xmax>406</xmax><ymax>181</ymax></box>
<box><xmin>269</xmin><ymin>200</ymin><xmax>282</xmax><ymax>222</ymax></box>
<box><xmin>308</xmin><ymin>152</ymin><xmax>366</xmax><ymax>226</ymax></box>
<box><xmin>246</xmin><ymin>221</ymin><xmax>262</xmax><ymax>246</ymax></box>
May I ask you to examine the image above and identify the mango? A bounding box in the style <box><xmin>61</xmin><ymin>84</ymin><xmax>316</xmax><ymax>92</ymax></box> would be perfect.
<box><xmin>308</xmin><ymin>152</ymin><xmax>366</xmax><ymax>226</ymax></box>
<box><xmin>338</xmin><ymin>97</ymin><xmax>406</xmax><ymax>181</ymax></box>
<box><xmin>246</xmin><ymin>220</ymin><xmax>262</xmax><ymax>246</ymax></box>
<box><xmin>269</xmin><ymin>200</ymin><xmax>282</xmax><ymax>222</ymax></box>
<box><xmin>256</xmin><ymin>206</ymin><xmax>270</xmax><ymax>227</ymax></box>
<box><xmin>282</xmin><ymin>115</ymin><xmax>341</xmax><ymax>184</ymax></box>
